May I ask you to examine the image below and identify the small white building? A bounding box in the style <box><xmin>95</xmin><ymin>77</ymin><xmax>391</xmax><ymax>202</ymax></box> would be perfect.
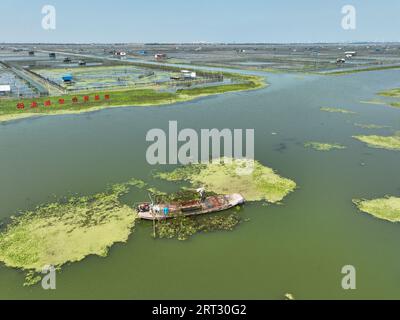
<box><xmin>345</xmin><ymin>51</ymin><xmax>357</xmax><ymax>57</ymax></box>
<box><xmin>181</xmin><ymin>70</ymin><xmax>197</xmax><ymax>79</ymax></box>
<box><xmin>0</xmin><ymin>85</ymin><xmax>11</xmax><ymax>95</ymax></box>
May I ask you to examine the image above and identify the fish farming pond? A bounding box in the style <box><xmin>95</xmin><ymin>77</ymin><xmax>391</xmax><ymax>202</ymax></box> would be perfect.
<box><xmin>31</xmin><ymin>65</ymin><xmax>226</xmax><ymax>92</ymax></box>
<box><xmin>0</xmin><ymin>64</ymin><xmax>37</xmax><ymax>98</ymax></box>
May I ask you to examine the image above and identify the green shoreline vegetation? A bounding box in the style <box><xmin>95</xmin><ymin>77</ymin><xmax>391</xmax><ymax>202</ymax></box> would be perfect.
<box><xmin>320</xmin><ymin>107</ymin><xmax>356</xmax><ymax>114</ymax></box>
<box><xmin>0</xmin><ymin>73</ymin><xmax>265</xmax><ymax>123</ymax></box>
<box><xmin>353</xmin><ymin>133</ymin><xmax>400</xmax><ymax>151</ymax></box>
<box><xmin>353</xmin><ymin>197</ymin><xmax>400</xmax><ymax>223</ymax></box>
<box><xmin>155</xmin><ymin>158</ymin><xmax>297</xmax><ymax>203</ymax></box>
<box><xmin>304</xmin><ymin>142</ymin><xmax>347</xmax><ymax>151</ymax></box>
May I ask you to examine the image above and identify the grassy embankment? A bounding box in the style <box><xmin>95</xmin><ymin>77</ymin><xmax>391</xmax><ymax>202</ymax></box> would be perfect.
<box><xmin>304</xmin><ymin>142</ymin><xmax>347</xmax><ymax>151</ymax></box>
<box><xmin>0</xmin><ymin>73</ymin><xmax>265</xmax><ymax>122</ymax></box>
<box><xmin>326</xmin><ymin>65</ymin><xmax>400</xmax><ymax>75</ymax></box>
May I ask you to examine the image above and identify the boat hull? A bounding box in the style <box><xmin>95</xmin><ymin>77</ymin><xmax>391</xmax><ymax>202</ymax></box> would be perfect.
<box><xmin>138</xmin><ymin>194</ymin><xmax>245</xmax><ymax>220</ymax></box>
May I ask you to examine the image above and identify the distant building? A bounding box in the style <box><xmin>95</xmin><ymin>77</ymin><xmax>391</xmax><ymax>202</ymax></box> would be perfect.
<box><xmin>62</xmin><ymin>74</ymin><xmax>73</xmax><ymax>83</ymax></box>
<box><xmin>155</xmin><ymin>53</ymin><xmax>167</xmax><ymax>60</ymax></box>
<box><xmin>0</xmin><ymin>85</ymin><xmax>11</xmax><ymax>95</ymax></box>
<box><xmin>181</xmin><ymin>70</ymin><xmax>197</xmax><ymax>79</ymax></box>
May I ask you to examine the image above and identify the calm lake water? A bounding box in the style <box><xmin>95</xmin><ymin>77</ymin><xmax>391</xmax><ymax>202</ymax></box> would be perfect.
<box><xmin>0</xmin><ymin>69</ymin><xmax>400</xmax><ymax>299</ymax></box>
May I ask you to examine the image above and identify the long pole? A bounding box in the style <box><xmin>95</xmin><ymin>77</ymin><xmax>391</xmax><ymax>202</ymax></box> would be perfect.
<box><xmin>153</xmin><ymin>217</ymin><xmax>156</xmax><ymax>238</ymax></box>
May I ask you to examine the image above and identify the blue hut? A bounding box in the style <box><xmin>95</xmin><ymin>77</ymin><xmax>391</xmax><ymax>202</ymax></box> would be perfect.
<box><xmin>62</xmin><ymin>74</ymin><xmax>73</xmax><ymax>82</ymax></box>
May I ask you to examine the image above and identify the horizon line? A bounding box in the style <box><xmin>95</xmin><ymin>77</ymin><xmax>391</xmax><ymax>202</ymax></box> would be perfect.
<box><xmin>2</xmin><ymin>41</ymin><xmax>400</xmax><ymax>46</ymax></box>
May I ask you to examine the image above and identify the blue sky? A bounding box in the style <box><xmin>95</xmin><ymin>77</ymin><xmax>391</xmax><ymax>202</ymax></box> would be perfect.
<box><xmin>1</xmin><ymin>0</ymin><xmax>399</xmax><ymax>43</ymax></box>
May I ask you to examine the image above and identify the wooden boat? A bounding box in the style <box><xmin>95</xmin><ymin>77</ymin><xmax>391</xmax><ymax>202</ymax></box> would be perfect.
<box><xmin>137</xmin><ymin>193</ymin><xmax>245</xmax><ymax>221</ymax></box>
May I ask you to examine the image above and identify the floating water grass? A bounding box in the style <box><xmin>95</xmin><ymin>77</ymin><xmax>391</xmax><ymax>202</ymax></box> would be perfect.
<box><xmin>0</xmin><ymin>72</ymin><xmax>266</xmax><ymax>123</ymax></box>
<box><xmin>0</xmin><ymin>180</ymin><xmax>144</xmax><ymax>285</ymax></box>
<box><xmin>285</xmin><ymin>293</ymin><xmax>295</xmax><ymax>300</ymax></box>
<box><xmin>304</xmin><ymin>142</ymin><xmax>347</xmax><ymax>151</ymax></box>
<box><xmin>353</xmin><ymin>197</ymin><xmax>400</xmax><ymax>223</ymax></box>
<box><xmin>353</xmin><ymin>133</ymin><xmax>400</xmax><ymax>151</ymax></box>
<box><xmin>155</xmin><ymin>158</ymin><xmax>296</xmax><ymax>203</ymax></box>
<box><xmin>320</xmin><ymin>107</ymin><xmax>356</xmax><ymax>114</ymax></box>
<box><xmin>354</xmin><ymin>123</ymin><xmax>391</xmax><ymax>129</ymax></box>
<box><xmin>156</xmin><ymin>213</ymin><xmax>242</xmax><ymax>241</ymax></box>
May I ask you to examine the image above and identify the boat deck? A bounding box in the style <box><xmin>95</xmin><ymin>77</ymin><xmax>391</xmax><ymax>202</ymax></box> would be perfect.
<box><xmin>138</xmin><ymin>194</ymin><xmax>245</xmax><ymax>220</ymax></box>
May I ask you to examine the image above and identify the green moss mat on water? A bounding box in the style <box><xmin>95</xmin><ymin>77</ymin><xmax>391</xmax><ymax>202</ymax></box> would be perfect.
<box><xmin>320</xmin><ymin>107</ymin><xmax>356</xmax><ymax>114</ymax></box>
<box><xmin>378</xmin><ymin>88</ymin><xmax>400</xmax><ymax>98</ymax></box>
<box><xmin>353</xmin><ymin>197</ymin><xmax>400</xmax><ymax>223</ymax></box>
<box><xmin>304</xmin><ymin>142</ymin><xmax>347</xmax><ymax>151</ymax></box>
<box><xmin>155</xmin><ymin>158</ymin><xmax>297</xmax><ymax>203</ymax></box>
<box><xmin>0</xmin><ymin>179</ymin><xmax>147</xmax><ymax>285</ymax></box>
<box><xmin>390</xmin><ymin>102</ymin><xmax>400</xmax><ymax>108</ymax></box>
<box><xmin>354</xmin><ymin>123</ymin><xmax>391</xmax><ymax>129</ymax></box>
<box><xmin>327</xmin><ymin>65</ymin><xmax>400</xmax><ymax>75</ymax></box>
<box><xmin>359</xmin><ymin>100</ymin><xmax>388</xmax><ymax>106</ymax></box>
<box><xmin>353</xmin><ymin>133</ymin><xmax>400</xmax><ymax>151</ymax></box>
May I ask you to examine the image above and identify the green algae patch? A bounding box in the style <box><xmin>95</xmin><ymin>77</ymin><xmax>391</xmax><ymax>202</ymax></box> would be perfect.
<box><xmin>378</xmin><ymin>88</ymin><xmax>400</xmax><ymax>98</ymax></box>
<box><xmin>156</xmin><ymin>213</ymin><xmax>242</xmax><ymax>241</ymax></box>
<box><xmin>354</xmin><ymin>123</ymin><xmax>391</xmax><ymax>129</ymax></box>
<box><xmin>0</xmin><ymin>183</ymin><xmax>139</xmax><ymax>281</ymax></box>
<box><xmin>155</xmin><ymin>158</ymin><xmax>296</xmax><ymax>203</ymax></box>
<box><xmin>353</xmin><ymin>134</ymin><xmax>400</xmax><ymax>151</ymax></box>
<box><xmin>353</xmin><ymin>197</ymin><xmax>400</xmax><ymax>223</ymax></box>
<box><xmin>320</xmin><ymin>107</ymin><xmax>356</xmax><ymax>114</ymax></box>
<box><xmin>304</xmin><ymin>142</ymin><xmax>347</xmax><ymax>151</ymax></box>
